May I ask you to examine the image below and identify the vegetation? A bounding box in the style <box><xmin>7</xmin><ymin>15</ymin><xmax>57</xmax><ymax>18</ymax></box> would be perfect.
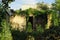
<box><xmin>0</xmin><ymin>0</ymin><xmax>14</xmax><ymax>40</ymax></box>
<box><xmin>0</xmin><ymin>0</ymin><xmax>60</xmax><ymax>40</ymax></box>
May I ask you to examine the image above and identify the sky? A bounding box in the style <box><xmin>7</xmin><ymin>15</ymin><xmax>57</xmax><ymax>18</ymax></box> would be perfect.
<box><xmin>9</xmin><ymin>0</ymin><xmax>55</xmax><ymax>10</ymax></box>
<box><xmin>0</xmin><ymin>0</ymin><xmax>2</xmax><ymax>4</ymax></box>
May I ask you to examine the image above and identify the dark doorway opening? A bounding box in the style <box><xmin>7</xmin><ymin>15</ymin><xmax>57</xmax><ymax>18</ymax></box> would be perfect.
<box><xmin>28</xmin><ymin>16</ymin><xmax>33</xmax><ymax>29</ymax></box>
<box><xmin>35</xmin><ymin>14</ymin><xmax>47</xmax><ymax>28</ymax></box>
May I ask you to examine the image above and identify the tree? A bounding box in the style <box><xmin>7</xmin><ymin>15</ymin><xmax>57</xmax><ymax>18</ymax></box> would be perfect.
<box><xmin>55</xmin><ymin>0</ymin><xmax>60</xmax><ymax>10</ymax></box>
<box><xmin>0</xmin><ymin>0</ymin><xmax>14</xmax><ymax>40</ymax></box>
<box><xmin>55</xmin><ymin>0</ymin><xmax>60</xmax><ymax>26</ymax></box>
<box><xmin>52</xmin><ymin>0</ymin><xmax>60</xmax><ymax>26</ymax></box>
<box><xmin>37</xmin><ymin>2</ymin><xmax>48</xmax><ymax>10</ymax></box>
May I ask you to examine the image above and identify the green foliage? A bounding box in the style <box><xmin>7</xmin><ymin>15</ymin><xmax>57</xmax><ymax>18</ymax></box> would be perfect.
<box><xmin>15</xmin><ymin>10</ymin><xmax>20</xmax><ymax>14</ymax></box>
<box><xmin>42</xmin><ymin>26</ymin><xmax>60</xmax><ymax>40</ymax></box>
<box><xmin>15</xmin><ymin>3</ymin><xmax>49</xmax><ymax>16</ymax></box>
<box><xmin>0</xmin><ymin>0</ymin><xmax>14</xmax><ymax>40</ymax></box>
<box><xmin>51</xmin><ymin>7</ymin><xmax>59</xmax><ymax>26</ymax></box>
<box><xmin>52</xmin><ymin>11</ymin><xmax>58</xmax><ymax>26</ymax></box>
<box><xmin>0</xmin><ymin>0</ymin><xmax>59</xmax><ymax>40</ymax></box>
<box><xmin>25</xmin><ymin>8</ymin><xmax>34</xmax><ymax>15</ymax></box>
<box><xmin>39</xmin><ymin>9</ymin><xmax>46</xmax><ymax>14</ymax></box>
<box><xmin>55</xmin><ymin>0</ymin><xmax>60</xmax><ymax>10</ymax></box>
<box><xmin>2</xmin><ymin>0</ymin><xmax>14</xmax><ymax>3</ymax></box>
<box><xmin>25</xmin><ymin>8</ymin><xmax>47</xmax><ymax>16</ymax></box>
<box><xmin>37</xmin><ymin>2</ymin><xmax>48</xmax><ymax>10</ymax></box>
<box><xmin>36</xmin><ymin>24</ymin><xmax>44</xmax><ymax>33</ymax></box>
<box><xmin>55</xmin><ymin>0</ymin><xmax>60</xmax><ymax>26</ymax></box>
<box><xmin>0</xmin><ymin>19</ymin><xmax>13</xmax><ymax>40</ymax></box>
<box><xmin>26</xmin><ymin>22</ymin><xmax>33</xmax><ymax>33</ymax></box>
<box><xmin>11</xmin><ymin>30</ymin><xmax>27</xmax><ymax>40</ymax></box>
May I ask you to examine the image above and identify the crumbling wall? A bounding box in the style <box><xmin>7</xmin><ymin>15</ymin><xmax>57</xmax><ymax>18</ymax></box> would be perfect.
<box><xmin>46</xmin><ymin>13</ymin><xmax>52</xmax><ymax>29</ymax></box>
<box><xmin>10</xmin><ymin>15</ymin><xmax>26</xmax><ymax>31</ymax></box>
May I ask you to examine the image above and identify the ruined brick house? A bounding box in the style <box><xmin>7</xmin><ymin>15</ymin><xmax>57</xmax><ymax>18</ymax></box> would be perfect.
<box><xmin>10</xmin><ymin>12</ymin><xmax>52</xmax><ymax>32</ymax></box>
<box><xmin>10</xmin><ymin>4</ymin><xmax>52</xmax><ymax>31</ymax></box>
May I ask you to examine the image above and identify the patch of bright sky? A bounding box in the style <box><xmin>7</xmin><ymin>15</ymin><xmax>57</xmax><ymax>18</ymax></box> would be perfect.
<box><xmin>9</xmin><ymin>0</ymin><xmax>55</xmax><ymax>10</ymax></box>
<box><xmin>0</xmin><ymin>0</ymin><xmax>2</xmax><ymax>4</ymax></box>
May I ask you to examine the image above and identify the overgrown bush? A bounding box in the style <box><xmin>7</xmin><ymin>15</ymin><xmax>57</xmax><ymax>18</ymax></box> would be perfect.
<box><xmin>26</xmin><ymin>22</ymin><xmax>33</xmax><ymax>33</ymax></box>
<box><xmin>0</xmin><ymin>19</ymin><xmax>13</xmax><ymax>40</ymax></box>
